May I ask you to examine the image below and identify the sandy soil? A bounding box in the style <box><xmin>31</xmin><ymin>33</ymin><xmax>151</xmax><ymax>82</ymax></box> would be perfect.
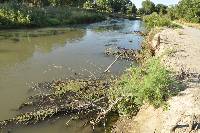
<box><xmin>112</xmin><ymin>26</ymin><xmax>200</xmax><ymax>133</ymax></box>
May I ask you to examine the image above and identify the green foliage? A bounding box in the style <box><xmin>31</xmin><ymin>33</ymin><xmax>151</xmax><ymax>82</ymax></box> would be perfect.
<box><xmin>143</xmin><ymin>13</ymin><xmax>180</xmax><ymax>29</ymax></box>
<box><xmin>0</xmin><ymin>3</ymin><xmax>105</xmax><ymax>28</ymax></box>
<box><xmin>177</xmin><ymin>0</ymin><xmax>200</xmax><ymax>23</ymax></box>
<box><xmin>137</xmin><ymin>8</ymin><xmax>145</xmax><ymax>15</ymax></box>
<box><xmin>131</xmin><ymin>3</ymin><xmax>137</xmax><ymax>14</ymax></box>
<box><xmin>109</xmin><ymin>0</ymin><xmax>131</xmax><ymax>13</ymax></box>
<box><xmin>83</xmin><ymin>0</ymin><xmax>96</xmax><ymax>9</ymax></box>
<box><xmin>14</xmin><ymin>0</ymin><xmax>88</xmax><ymax>7</ymax></box>
<box><xmin>138</xmin><ymin>0</ymin><xmax>200</xmax><ymax>23</ymax></box>
<box><xmin>167</xmin><ymin>6</ymin><xmax>178</xmax><ymax>20</ymax></box>
<box><xmin>155</xmin><ymin>4</ymin><xmax>167</xmax><ymax>14</ymax></box>
<box><xmin>141</xmin><ymin>0</ymin><xmax>155</xmax><ymax>15</ymax></box>
<box><xmin>0</xmin><ymin>3</ymin><xmax>30</xmax><ymax>26</ymax></box>
<box><xmin>84</xmin><ymin>0</ymin><xmax>132</xmax><ymax>13</ymax></box>
<box><xmin>109</xmin><ymin>57</ymin><xmax>177</xmax><ymax>116</ymax></box>
<box><xmin>167</xmin><ymin>0</ymin><xmax>200</xmax><ymax>23</ymax></box>
<box><xmin>138</xmin><ymin>1</ymin><xmax>168</xmax><ymax>16</ymax></box>
<box><xmin>126</xmin><ymin>3</ymin><xmax>137</xmax><ymax>15</ymax></box>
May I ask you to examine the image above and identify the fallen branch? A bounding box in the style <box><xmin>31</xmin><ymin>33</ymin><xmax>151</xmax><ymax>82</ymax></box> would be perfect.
<box><xmin>104</xmin><ymin>54</ymin><xmax>122</xmax><ymax>73</ymax></box>
<box><xmin>90</xmin><ymin>97</ymin><xmax>123</xmax><ymax>126</ymax></box>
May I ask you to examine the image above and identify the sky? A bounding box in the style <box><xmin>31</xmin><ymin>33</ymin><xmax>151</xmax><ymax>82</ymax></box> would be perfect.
<box><xmin>131</xmin><ymin>0</ymin><xmax>180</xmax><ymax>8</ymax></box>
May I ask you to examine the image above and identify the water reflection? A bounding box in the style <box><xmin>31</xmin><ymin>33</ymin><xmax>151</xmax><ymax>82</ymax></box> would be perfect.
<box><xmin>0</xmin><ymin>28</ymin><xmax>86</xmax><ymax>67</ymax></box>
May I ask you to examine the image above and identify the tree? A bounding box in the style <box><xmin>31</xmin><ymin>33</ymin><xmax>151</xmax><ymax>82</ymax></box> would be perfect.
<box><xmin>126</xmin><ymin>3</ymin><xmax>137</xmax><ymax>15</ymax></box>
<box><xmin>141</xmin><ymin>0</ymin><xmax>155</xmax><ymax>15</ymax></box>
<box><xmin>167</xmin><ymin>5</ymin><xmax>178</xmax><ymax>20</ymax></box>
<box><xmin>95</xmin><ymin>0</ymin><xmax>131</xmax><ymax>13</ymax></box>
<box><xmin>176</xmin><ymin>0</ymin><xmax>200</xmax><ymax>23</ymax></box>
<box><xmin>137</xmin><ymin>8</ymin><xmax>145</xmax><ymax>15</ymax></box>
<box><xmin>109</xmin><ymin>0</ymin><xmax>131</xmax><ymax>13</ymax></box>
<box><xmin>131</xmin><ymin>3</ymin><xmax>137</xmax><ymax>14</ymax></box>
<box><xmin>155</xmin><ymin>4</ymin><xmax>167</xmax><ymax>14</ymax></box>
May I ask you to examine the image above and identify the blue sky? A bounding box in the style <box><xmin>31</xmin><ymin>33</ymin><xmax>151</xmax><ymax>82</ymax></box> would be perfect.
<box><xmin>131</xmin><ymin>0</ymin><xmax>180</xmax><ymax>8</ymax></box>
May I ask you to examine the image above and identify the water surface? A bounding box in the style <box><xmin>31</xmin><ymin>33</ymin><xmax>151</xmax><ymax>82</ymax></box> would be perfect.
<box><xmin>0</xmin><ymin>19</ymin><xmax>144</xmax><ymax>133</ymax></box>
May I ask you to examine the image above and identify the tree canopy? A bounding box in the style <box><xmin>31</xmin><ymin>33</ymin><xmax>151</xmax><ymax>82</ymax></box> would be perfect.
<box><xmin>141</xmin><ymin>0</ymin><xmax>155</xmax><ymax>15</ymax></box>
<box><xmin>0</xmin><ymin>0</ymin><xmax>136</xmax><ymax>14</ymax></box>
<box><xmin>155</xmin><ymin>4</ymin><xmax>167</xmax><ymax>14</ymax></box>
<box><xmin>176</xmin><ymin>0</ymin><xmax>200</xmax><ymax>23</ymax></box>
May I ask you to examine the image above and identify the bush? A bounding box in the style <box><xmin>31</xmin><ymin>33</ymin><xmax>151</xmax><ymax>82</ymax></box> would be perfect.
<box><xmin>176</xmin><ymin>0</ymin><xmax>200</xmax><ymax>23</ymax></box>
<box><xmin>143</xmin><ymin>12</ymin><xmax>179</xmax><ymax>29</ymax></box>
<box><xmin>167</xmin><ymin>0</ymin><xmax>200</xmax><ymax>23</ymax></box>
<box><xmin>0</xmin><ymin>3</ymin><xmax>30</xmax><ymax>26</ymax></box>
<box><xmin>109</xmin><ymin>57</ymin><xmax>178</xmax><ymax>116</ymax></box>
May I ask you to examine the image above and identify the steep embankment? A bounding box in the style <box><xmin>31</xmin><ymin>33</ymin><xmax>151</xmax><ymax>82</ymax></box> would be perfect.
<box><xmin>134</xmin><ymin>26</ymin><xmax>200</xmax><ymax>133</ymax></box>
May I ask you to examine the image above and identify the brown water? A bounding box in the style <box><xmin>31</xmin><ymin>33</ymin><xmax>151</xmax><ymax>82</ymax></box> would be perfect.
<box><xmin>0</xmin><ymin>19</ymin><xmax>144</xmax><ymax>133</ymax></box>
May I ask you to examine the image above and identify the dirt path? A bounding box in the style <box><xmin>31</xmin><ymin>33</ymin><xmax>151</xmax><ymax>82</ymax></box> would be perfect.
<box><xmin>157</xmin><ymin>26</ymin><xmax>200</xmax><ymax>74</ymax></box>
<box><xmin>112</xmin><ymin>26</ymin><xmax>200</xmax><ymax>133</ymax></box>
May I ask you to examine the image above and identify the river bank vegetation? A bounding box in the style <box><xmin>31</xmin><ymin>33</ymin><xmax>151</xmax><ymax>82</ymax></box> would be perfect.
<box><xmin>0</xmin><ymin>2</ymin><xmax>105</xmax><ymax>28</ymax></box>
<box><xmin>0</xmin><ymin>0</ymin><xmax>199</xmax><ymax>132</ymax></box>
<box><xmin>0</xmin><ymin>25</ymin><xmax>182</xmax><ymax>132</ymax></box>
<box><xmin>0</xmin><ymin>0</ymin><xmax>199</xmax><ymax>29</ymax></box>
<box><xmin>139</xmin><ymin>0</ymin><xmax>200</xmax><ymax>28</ymax></box>
<box><xmin>0</xmin><ymin>0</ymin><xmax>137</xmax><ymax>29</ymax></box>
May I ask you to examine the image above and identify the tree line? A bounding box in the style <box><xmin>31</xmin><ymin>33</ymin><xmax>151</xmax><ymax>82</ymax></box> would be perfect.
<box><xmin>0</xmin><ymin>0</ymin><xmax>137</xmax><ymax>15</ymax></box>
<box><xmin>0</xmin><ymin>0</ymin><xmax>199</xmax><ymax>23</ymax></box>
<box><xmin>138</xmin><ymin>0</ymin><xmax>200</xmax><ymax>23</ymax></box>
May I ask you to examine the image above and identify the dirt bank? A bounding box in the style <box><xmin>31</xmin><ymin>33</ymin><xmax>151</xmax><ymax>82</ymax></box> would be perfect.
<box><xmin>112</xmin><ymin>26</ymin><xmax>200</xmax><ymax>133</ymax></box>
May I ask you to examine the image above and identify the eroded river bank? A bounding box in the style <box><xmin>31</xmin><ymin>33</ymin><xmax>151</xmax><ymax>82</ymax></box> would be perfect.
<box><xmin>0</xmin><ymin>19</ymin><xmax>144</xmax><ymax>133</ymax></box>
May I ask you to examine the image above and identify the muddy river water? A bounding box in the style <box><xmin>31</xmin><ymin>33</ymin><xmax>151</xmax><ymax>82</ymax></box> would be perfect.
<box><xmin>0</xmin><ymin>19</ymin><xmax>144</xmax><ymax>133</ymax></box>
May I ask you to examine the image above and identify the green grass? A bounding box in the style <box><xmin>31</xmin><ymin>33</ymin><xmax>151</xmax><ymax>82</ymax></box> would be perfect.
<box><xmin>0</xmin><ymin>3</ymin><xmax>105</xmax><ymax>29</ymax></box>
<box><xmin>109</xmin><ymin>57</ymin><xmax>180</xmax><ymax>116</ymax></box>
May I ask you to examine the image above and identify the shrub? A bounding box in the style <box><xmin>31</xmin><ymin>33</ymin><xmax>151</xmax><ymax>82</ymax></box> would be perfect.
<box><xmin>143</xmin><ymin>12</ymin><xmax>180</xmax><ymax>30</ymax></box>
<box><xmin>166</xmin><ymin>0</ymin><xmax>200</xmax><ymax>23</ymax></box>
<box><xmin>109</xmin><ymin>57</ymin><xmax>178</xmax><ymax>116</ymax></box>
<box><xmin>83</xmin><ymin>0</ymin><xmax>96</xmax><ymax>9</ymax></box>
<box><xmin>0</xmin><ymin>3</ymin><xmax>30</xmax><ymax>26</ymax></box>
<box><xmin>176</xmin><ymin>0</ymin><xmax>200</xmax><ymax>23</ymax></box>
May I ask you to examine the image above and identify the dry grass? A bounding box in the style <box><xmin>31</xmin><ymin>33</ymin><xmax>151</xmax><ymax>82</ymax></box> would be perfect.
<box><xmin>176</xmin><ymin>20</ymin><xmax>200</xmax><ymax>29</ymax></box>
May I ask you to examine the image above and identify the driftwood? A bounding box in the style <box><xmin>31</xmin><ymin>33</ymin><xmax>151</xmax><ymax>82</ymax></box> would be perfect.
<box><xmin>0</xmin><ymin>79</ymin><xmax>112</xmax><ymax>129</ymax></box>
<box><xmin>133</xmin><ymin>30</ymin><xmax>147</xmax><ymax>36</ymax></box>
<box><xmin>105</xmin><ymin>47</ymin><xmax>139</xmax><ymax>60</ymax></box>
<box><xmin>123</xmin><ymin>31</ymin><xmax>147</xmax><ymax>36</ymax></box>
<box><xmin>90</xmin><ymin>97</ymin><xmax>123</xmax><ymax>126</ymax></box>
<box><xmin>104</xmin><ymin>54</ymin><xmax>122</xmax><ymax>73</ymax></box>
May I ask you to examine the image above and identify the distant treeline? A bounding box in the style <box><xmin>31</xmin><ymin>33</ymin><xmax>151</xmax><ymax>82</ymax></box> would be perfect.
<box><xmin>0</xmin><ymin>0</ymin><xmax>137</xmax><ymax>15</ymax></box>
<box><xmin>0</xmin><ymin>2</ymin><xmax>105</xmax><ymax>28</ymax></box>
<box><xmin>138</xmin><ymin>0</ymin><xmax>200</xmax><ymax>23</ymax></box>
<box><xmin>0</xmin><ymin>0</ymin><xmax>140</xmax><ymax>28</ymax></box>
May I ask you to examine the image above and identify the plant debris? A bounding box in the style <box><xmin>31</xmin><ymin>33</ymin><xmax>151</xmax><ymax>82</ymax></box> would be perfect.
<box><xmin>0</xmin><ymin>79</ymin><xmax>114</xmax><ymax>129</ymax></box>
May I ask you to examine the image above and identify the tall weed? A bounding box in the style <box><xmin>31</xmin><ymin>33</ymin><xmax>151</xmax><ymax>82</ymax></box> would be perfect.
<box><xmin>109</xmin><ymin>57</ymin><xmax>178</xmax><ymax>116</ymax></box>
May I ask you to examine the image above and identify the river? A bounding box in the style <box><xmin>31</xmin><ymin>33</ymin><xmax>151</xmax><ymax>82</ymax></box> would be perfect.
<box><xmin>0</xmin><ymin>19</ymin><xmax>144</xmax><ymax>133</ymax></box>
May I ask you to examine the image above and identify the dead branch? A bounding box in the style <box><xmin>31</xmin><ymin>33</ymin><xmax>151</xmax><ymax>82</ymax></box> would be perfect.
<box><xmin>104</xmin><ymin>54</ymin><xmax>121</xmax><ymax>73</ymax></box>
<box><xmin>90</xmin><ymin>97</ymin><xmax>123</xmax><ymax>126</ymax></box>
